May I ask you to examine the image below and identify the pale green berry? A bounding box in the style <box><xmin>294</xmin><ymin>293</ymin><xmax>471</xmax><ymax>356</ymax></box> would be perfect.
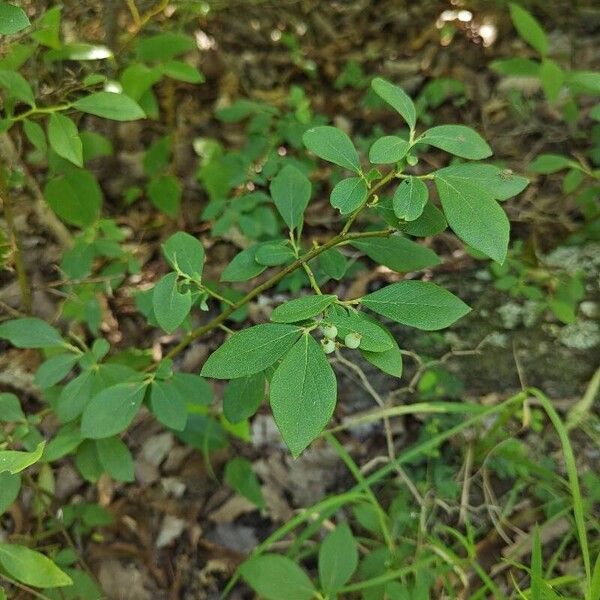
<box><xmin>321</xmin><ymin>338</ymin><xmax>336</xmax><ymax>354</ymax></box>
<box><xmin>344</xmin><ymin>332</ymin><xmax>362</xmax><ymax>349</ymax></box>
<box><xmin>406</xmin><ymin>154</ymin><xmax>418</xmax><ymax>166</ymax></box>
<box><xmin>322</xmin><ymin>324</ymin><xmax>338</xmax><ymax>340</ymax></box>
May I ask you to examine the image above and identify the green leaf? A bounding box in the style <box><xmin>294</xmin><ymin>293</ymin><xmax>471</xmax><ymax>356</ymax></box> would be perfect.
<box><xmin>271</xmin><ymin>295</ymin><xmax>337</xmax><ymax>323</ymax></box>
<box><xmin>351</xmin><ymin>235</ymin><xmax>440</xmax><ymax>273</ymax></box>
<box><xmin>42</xmin><ymin>423</ymin><xmax>81</xmax><ymax>462</ymax></box>
<box><xmin>172</xmin><ymin>373</ymin><xmax>213</xmax><ymax>407</ymax></box>
<box><xmin>418</xmin><ymin>125</ymin><xmax>492</xmax><ymax>160</ymax></box>
<box><xmin>34</xmin><ymin>354</ymin><xmax>78</xmax><ymax>388</ymax></box>
<box><xmin>44</xmin><ymin>168</ymin><xmax>103</xmax><ymax>227</ymax></box>
<box><xmin>569</xmin><ymin>71</ymin><xmax>600</xmax><ymax>95</ymax></box>
<box><xmin>143</xmin><ymin>135</ymin><xmax>171</xmax><ymax>174</ymax></box>
<box><xmin>23</xmin><ymin>119</ymin><xmax>47</xmax><ymax>154</ymax></box>
<box><xmin>435</xmin><ymin>170</ymin><xmax>509</xmax><ymax>263</ymax></box>
<box><xmin>224</xmin><ymin>457</ymin><xmax>265</xmax><ymax>507</ymax></box>
<box><xmin>319</xmin><ymin>523</ymin><xmax>358</xmax><ymax>593</ymax></box>
<box><xmin>361</xmin><ymin>335</ymin><xmax>403</xmax><ymax>378</ymax></box>
<box><xmin>240</xmin><ymin>554</ymin><xmax>315</xmax><ymax>600</ymax></box>
<box><xmin>434</xmin><ymin>163</ymin><xmax>528</xmax><ymax>201</ymax></box>
<box><xmin>121</xmin><ymin>63</ymin><xmax>162</xmax><ymax>101</ymax></box>
<box><xmin>73</xmin><ymin>92</ymin><xmax>145</xmax><ymax>121</ymax></box>
<box><xmin>0</xmin><ymin>2</ymin><xmax>30</xmax><ymax>35</ymax></box>
<box><xmin>80</xmin><ymin>383</ymin><xmax>146</xmax><ymax>439</ymax></box>
<box><xmin>362</xmin><ymin>281</ymin><xmax>471</xmax><ymax>330</ymax></box>
<box><xmin>371</xmin><ymin>77</ymin><xmax>416</xmax><ymax>130</ymax></box>
<box><xmin>220</xmin><ymin>244</ymin><xmax>267</xmax><ymax>282</ymax></box>
<box><xmin>319</xmin><ymin>248</ymin><xmax>347</xmax><ymax>280</ymax></box>
<box><xmin>96</xmin><ymin>437</ymin><xmax>134</xmax><ymax>482</ymax></box>
<box><xmin>399</xmin><ymin>202</ymin><xmax>447</xmax><ymax>237</ymax></box>
<box><xmin>330</xmin><ymin>177</ymin><xmax>368</xmax><ymax>214</ymax></box>
<box><xmin>0</xmin><ymin>472</ymin><xmax>20</xmax><ymax>515</ymax></box>
<box><xmin>0</xmin><ymin>442</ymin><xmax>44</xmax><ymax>475</ymax></box>
<box><xmin>0</xmin><ymin>317</ymin><xmax>64</xmax><ymax>348</ymax></box>
<box><xmin>255</xmin><ymin>240</ymin><xmax>296</xmax><ymax>266</ymax></box>
<box><xmin>269</xmin><ymin>165</ymin><xmax>311</xmax><ymax>229</ymax></box>
<box><xmin>0</xmin><ymin>392</ymin><xmax>25</xmax><ymax>422</ymax></box>
<box><xmin>303</xmin><ymin>125</ymin><xmax>361</xmax><ymax>173</ymax></box>
<box><xmin>201</xmin><ymin>324</ymin><xmax>302</xmax><ymax>379</ymax></box>
<box><xmin>162</xmin><ymin>231</ymin><xmax>204</xmax><ymax>280</ymax></box>
<box><xmin>509</xmin><ymin>3</ymin><xmax>548</xmax><ymax>55</ymax></box>
<box><xmin>150</xmin><ymin>380</ymin><xmax>187</xmax><ymax>431</ymax></box>
<box><xmin>74</xmin><ymin>440</ymin><xmax>103</xmax><ymax>483</ymax></box>
<box><xmin>393</xmin><ymin>177</ymin><xmax>428</xmax><ymax>221</ymax></box>
<box><xmin>530</xmin><ymin>526</ymin><xmax>542</xmax><ymax>600</ymax></box>
<box><xmin>80</xmin><ymin>131</ymin><xmax>113</xmax><ymax>160</ymax></box>
<box><xmin>47</xmin><ymin>113</ymin><xmax>83</xmax><ymax>166</ymax></box>
<box><xmin>327</xmin><ymin>309</ymin><xmax>394</xmax><ymax>352</ymax></box>
<box><xmin>270</xmin><ymin>334</ymin><xmax>336</xmax><ymax>457</ymax></box>
<box><xmin>136</xmin><ymin>32</ymin><xmax>195</xmax><ymax>61</ymax></box>
<box><xmin>540</xmin><ymin>58</ymin><xmax>564</xmax><ymax>103</ymax></box>
<box><xmin>152</xmin><ymin>272</ymin><xmax>192</xmax><ymax>333</ymax></box>
<box><xmin>30</xmin><ymin>6</ymin><xmax>60</xmax><ymax>48</ymax></box>
<box><xmin>55</xmin><ymin>371</ymin><xmax>93</xmax><ymax>423</ymax></box>
<box><xmin>0</xmin><ymin>70</ymin><xmax>34</xmax><ymax>105</ymax></box>
<box><xmin>490</xmin><ymin>57</ymin><xmax>540</xmax><ymax>77</ymax></box>
<box><xmin>0</xmin><ymin>543</ymin><xmax>72</xmax><ymax>588</ymax></box>
<box><xmin>369</xmin><ymin>135</ymin><xmax>410</xmax><ymax>164</ymax></box>
<box><xmin>223</xmin><ymin>374</ymin><xmax>264</xmax><ymax>424</ymax></box>
<box><xmin>160</xmin><ymin>60</ymin><xmax>204</xmax><ymax>83</ymax></box>
<box><xmin>529</xmin><ymin>154</ymin><xmax>574</xmax><ymax>174</ymax></box>
<box><xmin>147</xmin><ymin>174</ymin><xmax>181</xmax><ymax>217</ymax></box>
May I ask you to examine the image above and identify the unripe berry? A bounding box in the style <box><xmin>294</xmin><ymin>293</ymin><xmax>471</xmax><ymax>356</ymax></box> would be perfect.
<box><xmin>321</xmin><ymin>324</ymin><xmax>338</xmax><ymax>340</ymax></box>
<box><xmin>321</xmin><ymin>338</ymin><xmax>336</xmax><ymax>354</ymax></box>
<box><xmin>344</xmin><ymin>332</ymin><xmax>362</xmax><ymax>349</ymax></box>
<box><xmin>406</xmin><ymin>153</ymin><xmax>418</xmax><ymax>166</ymax></box>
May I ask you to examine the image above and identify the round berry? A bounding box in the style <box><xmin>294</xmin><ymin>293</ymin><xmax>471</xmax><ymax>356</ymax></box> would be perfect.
<box><xmin>321</xmin><ymin>338</ymin><xmax>336</xmax><ymax>354</ymax></box>
<box><xmin>406</xmin><ymin>154</ymin><xmax>419</xmax><ymax>166</ymax></box>
<box><xmin>321</xmin><ymin>324</ymin><xmax>338</xmax><ymax>340</ymax></box>
<box><xmin>344</xmin><ymin>332</ymin><xmax>362</xmax><ymax>349</ymax></box>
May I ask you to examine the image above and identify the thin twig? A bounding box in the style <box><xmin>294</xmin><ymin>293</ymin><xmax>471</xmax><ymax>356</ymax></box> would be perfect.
<box><xmin>0</xmin><ymin>572</ymin><xmax>52</xmax><ymax>600</ymax></box>
<box><xmin>162</xmin><ymin>228</ymin><xmax>393</xmax><ymax>362</ymax></box>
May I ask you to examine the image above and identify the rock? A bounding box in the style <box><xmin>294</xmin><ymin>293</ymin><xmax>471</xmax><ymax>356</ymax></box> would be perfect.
<box><xmin>252</xmin><ymin>414</ymin><xmax>284</xmax><ymax>448</ymax></box>
<box><xmin>97</xmin><ymin>559</ymin><xmax>153</xmax><ymax>600</ymax></box>
<box><xmin>54</xmin><ymin>464</ymin><xmax>82</xmax><ymax>501</ymax></box>
<box><xmin>134</xmin><ymin>459</ymin><xmax>159</xmax><ymax>486</ymax></box>
<box><xmin>141</xmin><ymin>432</ymin><xmax>174</xmax><ymax>467</ymax></box>
<box><xmin>161</xmin><ymin>477</ymin><xmax>186</xmax><ymax>498</ymax></box>
<box><xmin>206</xmin><ymin>523</ymin><xmax>258</xmax><ymax>553</ymax></box>
<box><xmin>156</xmin><ymin>515</ymin><xmax>186</xmax><ymax>549</ymax></box>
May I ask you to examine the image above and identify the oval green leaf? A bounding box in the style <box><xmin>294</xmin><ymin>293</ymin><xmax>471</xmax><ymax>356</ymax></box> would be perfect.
<box><xmin>201</xmin><ymin>324</ymin><xmax>302</xmax><ymax>379</ymax></box>
<box><xmin>369</xmin><ymin>135</ymin><xmax>409</xmax><ymax>164</ymax></box>
<box><xmin>269</xmin><ymin>164</ymin><xmax>312</xmax><ymax>229</ymax></box>
<box><xmin>271</xmin><ymin>294</ymin><xmax>337</xmax><ymax>323</ymax></box>
<box><xmin>152</xmin><ymin>272</ymin><xmax>192</xmax><ymax>333</ymax></box>
<box><xmin>362</xmin><ymin>281</ymin><xmax>471</xmax><ymax>331</ymax></box>
<box><xmin>73</xmin><ymin>91</ymin><xmax>145</xmax><ymax>121</ymax></box>
<box><xmin>270</xmin><ymin>334</ymin><xmax>336</xmax><ymax>457</ymax></box>
<box><xmin>303</xmin><ymin>125</ymin><xmax>361</xmax><ymax>173</ymax></box>
<box><xmin>330</xmin><ymin>177</ymin><xmax>368</xmax><ymax>215</ymax></box>
<box><xmin>418</xmin><ymin>125</ymin><xmax>492</xmax><ymax>160</ymax></box>
<box><xmin>80</xmin><ymin>382</ymin><xmax>146</xmax><ymax>439</ymax></box>
<box><xmin>393</xmin><ymin>177</ymin><xmax>428</xmax><ymax>221</ymax></box>
<box><xmin>0</xmin><ymin>543</ymin><xmax>72</xmax><ymax>588</ymax></box>
<box><xmin>371</xmin><ymin>77</ymin><xmax>416</xmax><ymax>130</ymax></box>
